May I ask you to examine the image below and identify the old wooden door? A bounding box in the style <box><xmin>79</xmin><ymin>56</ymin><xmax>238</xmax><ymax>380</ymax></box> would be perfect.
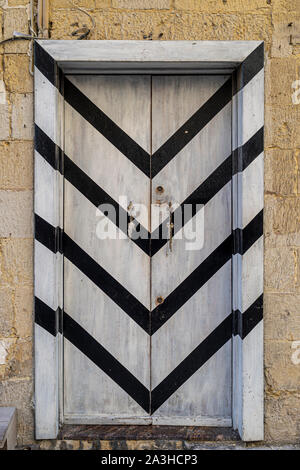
<box><xmin>63</xmin><ymin>74</ymin><xmax>232</xmax><ymax>425</ymax></box>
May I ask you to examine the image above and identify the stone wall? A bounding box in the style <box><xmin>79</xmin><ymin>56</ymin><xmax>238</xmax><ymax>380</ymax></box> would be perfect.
<box><xmin>0</xmin><ymin>0</ymin><xmax>299</xmax><ymax>446</ymax></box>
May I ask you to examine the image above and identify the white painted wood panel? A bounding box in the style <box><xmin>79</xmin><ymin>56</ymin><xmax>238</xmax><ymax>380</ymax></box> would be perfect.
<box><xmin>64</xmin><ymin>105</ymin><xmax>150</xmax><ymax>231</ymax></box>
<box><xmin>151</xmin><ymin>75</ymin><xmax>228</xmax><ymax>152</ymax></box>
<box><xmin>152</xmin><ymin>182</ymin><xmax>231</xmax><ymax>301</ymax></box>
<box><xmin>150</xmin><ymin>75</ymin><xmax>232</xmax><ymax>422</ymax></box>
<box><xmin>152</xmin><ymin>103</ymin><xmax>231</xmax><ymax>225</ymax></box>
<box><xmin>151</xmin><ymin>261</ymin><xmax>231</xmax><ymax>387</ymax></box>
<box><xmin>64</xmin><ymin>258</ymin><xmax>150</xmax><ymax>386</ymax></box>
<box><xmin>152</xmin><ymin>344</ymin><xmax>232</xmax><ymax>422</ymax></box>
<box><xmin>68</xmin><ymin>75</ymin><xmax>151</xmax><ymax>152</ymax></box>
<box><xmin>63</xmin><ymin>75</ymin><xmax>151</xmax><ymax>421</ymax></box>
<box><xmin>64</xmin><ymin>180</ymin><xmax>150</xmax><ymax>307</ymax></box>
<box><xmin>64</xmin><ymin>342</ymin><xmax>148</xmax><ymax>418</ymax></box>
<box><xmin>34</xmin><ymin>152</ymin><xmax>58</xmax><ymax>227</ymax></box>
<box><xmin>232</xmin><ymin>69</ymin><xmax>264</xmax><ymax>149</ymax></box>
<box><xmin>35</xmin><ymin>324</ymin><xmax>59</xmax><ymax>437</ymax></box>
<box><xmin>39</xmin><ymin>40</ymin><xmax>262</xmax><ymax>65</ymax></box>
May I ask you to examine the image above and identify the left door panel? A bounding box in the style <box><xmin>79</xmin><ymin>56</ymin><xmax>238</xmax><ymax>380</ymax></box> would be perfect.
<box><xmin>63</xmin><ymin>75</ymin><xmax>151</xmax><ymax>423</ymax></box>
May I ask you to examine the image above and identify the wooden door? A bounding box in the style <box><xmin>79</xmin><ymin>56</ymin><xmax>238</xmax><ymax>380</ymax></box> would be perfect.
<box><xmin>63</xmin><ymin>74</ymin><xmax>232</xmax><ymax>425</ymax></box>
<box><xmin>150</xmin><ymin>76</ymin><xmax>232</xmax><ymax>425</ymax></box>
<box><xmin>63</xmin><ymin>75</ymin><xmax>151</xmax><ymax>423</ymax></box>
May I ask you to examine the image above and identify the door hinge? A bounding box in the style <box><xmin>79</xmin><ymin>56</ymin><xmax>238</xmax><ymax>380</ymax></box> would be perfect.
<box><xmin>232</xmin><ymin>309</ymin><xmax>242</xmax><ymax>337</ymax></box>
<box><xmin>55</xmin><ymin>306</ymin><xmax>63</xmax><ymax>335</ymax></box>
<box><xmin>233</xmin><ymin>228</ymin><xmax>243</xmax><ymax>255</ymax></box>
<box><xmin>55</xmin><ymin>226</ymin><xmax>63</xmax><ymax>254</ymax></box>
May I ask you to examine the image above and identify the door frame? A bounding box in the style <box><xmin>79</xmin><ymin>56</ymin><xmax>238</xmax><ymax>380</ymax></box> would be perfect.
<box><xmin>34</xmin><ymin>40</ymin><xmax>264</xmax><ymax>441</ymax></box>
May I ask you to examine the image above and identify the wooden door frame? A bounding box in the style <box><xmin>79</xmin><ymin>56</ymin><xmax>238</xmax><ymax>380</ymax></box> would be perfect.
<box><xmin>34</xmin><ymin>40</ymin><xmax>264</xmax><ymax>441</ymax></box>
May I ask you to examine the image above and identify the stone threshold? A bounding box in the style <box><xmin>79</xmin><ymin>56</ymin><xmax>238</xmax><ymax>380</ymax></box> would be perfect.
<box><xmin>58</xmin><ymin>425</ymin><xmax>240</xmax><ymax>442</ymax></box>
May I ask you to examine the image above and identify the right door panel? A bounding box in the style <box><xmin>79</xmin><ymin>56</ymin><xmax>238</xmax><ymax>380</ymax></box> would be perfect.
<box><xmin>150</xmin><ymin>75</ymin><xmax>232</xmax><ymax>425</ymax></box>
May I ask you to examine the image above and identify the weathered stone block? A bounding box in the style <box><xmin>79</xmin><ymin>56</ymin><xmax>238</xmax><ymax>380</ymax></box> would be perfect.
<box><xmin>296</xmin><ymin>248</ymin><xmax>300</xmax><ymax>292</ymax></box>
<box><xmin>0</xmin><ymin>238</ymin><xmax>33</xmax><ymax>287</ymax></box>
<box><xmin>4</xmin><ymin>55</ymin><xmax>33</xmax><ymax>93</ymax></box>
<box><xmin>7</xmin><ymin>0</ymin><xmax>30</xmax><ymax>5</ymax></box>
<box><xmin>0</xmin><ymin>378</ymin><xmax>33</xmax><ymax>446</ymax></box>
<box><xmin>265</xmin><ymin>149</ymin><xmax>297</xmax><ymax>196</ymax></box>
<box><xmin>0</xmin><ymin>141</ymin><xmax>33</xmax><ymax>190</ymax></box>
<box><xmin>94</xmin><ymin>0</ymin><xmax>112</xmax><ymax>7</ymax></box>
<box><xmin>264</xmin><ymin>246</ymin><xmax>296</xmax><ymax>292</ymax></box>
<box><xmin>0</xmin><ymin>101</ymin><xmax>11</xmax><ymax>140</ymax></box>
<box><xmin>242</xmin><ymin>13</ymin><xmax>272</xmax><ymax>43</ymax></box>
<box><xmin>0</xmin><ymin>338</ymin><xmax>16</xmax><ymax>374</ymax></box>
<box><xmin>265</xmin><ymin>105</ymin><xmax>300</xmax><ymax>149</ymax></box>
<box><xmin>50</xmin><ymin>0</ymin><xmax>97</xmax><ymax>8</ymax></box>
<box><xmin>11</xmin><ymin>93</ymin><xmax>33</xmax><ymax>140</ymax></box>
<box><xmin>174</xmin><ymin>0</ymin><xmax>271</xmax><ymax>12</ymax></box>
<box><xmin>271</xmin><ymin>197</ymin><xmax>300</xmax><ymax>236</ymax></box>
<box><xmin>0</xmin><ymin>286</ymin><xmax>14</xmax><ymax>337</ymax></box>
<box><xmin>265</xmin><ymin>340</ymin><xmax>300</xmax><ymax>391</ymax></box>
<box><xmin>112</xmin><ymin>0</ymin><xmax>170</xmax><ymax>8</ymax></box>
<box><xmin>297</xmin><ymin>150</ymin><xmax>300</xmax><ymax>195</ymax></box>
<box><xmin>265</xmin><ymin>393</ymin><xmax>300</xmax><ymax>443</ymax></box>
<box><xmin>264</xmin><ymin>293</ymin><xmax>300</xmax><ymax>340</ymax></box>
<box><xmin>270</xmin><ymin>13</ymin><xmax>298</xmax><ymax>58</ymax></box>
<box><xmin>3</xmin><ymin>8</ymin><xmax>30</xmax><ymax>54</ymax></box>
<box><xmin>14</xmin><ymin>285</ymin><xmax>33</xmax><ymax>339</ymax></box>
<box><xmin>265</xmin><ymin>57</ymin><xmax>297</xmax><ymax>107</ymax></box>
<box><xmin>0</xmin><ymin>190</ymin><xmax>33</xmax><ymax>238</ymax></box>
<box><xmin>264</xmin><ymin>195</ymin><xmax>300</xmax><ymax>247</ymax></box>
<box><xmin>272</xmin><ymin>0</ymin><xmax>300</xmax><ymax>12</ymax></box>
<box><xmin>5</xmin><ymin>338</ymin><xmax>32</xmax><ymax>379</ymax></box>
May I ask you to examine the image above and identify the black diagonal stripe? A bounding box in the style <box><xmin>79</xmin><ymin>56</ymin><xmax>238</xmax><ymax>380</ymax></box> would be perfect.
<box><xmin>35</xmin><ymin>213</ymin><xmax>63</xmax><ymax>254</ymax></box>
<box><xmin>151</xmin><ymin>235</ymin><xmax>233</xmax><ymax>335</ymax></box>
<box><xmin>64</xmin><ymin>155</ymin><xmax>150</xmax><ymax>256</ymax></box>
<box><xmin>242</xmin><ymin>209</ymin><xmax>263</xmax><ymax>254</ymax></box>
<box><xmin>233</xmin><ymin>294</ymin><xmax>263</xmax><ymax>339</ymax></box>
<box><xmin>35</xmin><ymin>124</ymin><xmax>57</xmax><ymax>170</ymax></box>
<box><xmin>35</xmin><ymin>213</ymin><xmax>57</xmax><ymax>253</ymax></box>
<box><xmin>35</xmin><ymin>124</ymin><xmax>150</xmax><ymax>255</ymax></box>
<box><xmin>151</xmin><ymin>78</ymin><xmax>232</xmax><ymax>177</ymax></box>
<box><xmin>34</xmin><ymin>214</ymin><xmax>150</xmax><ymax>333</ymax></box>
<box><xmin>232</xmin><ymin>126</ymin><xmax>264</xmax><ymax>175</ymax></box>
<box><xmin>233</xmin><ymin>209</ymin><xmax>263</xmax><ymax>256</ymax></box>
<box><xmin>63</xmin><ymin>312</ymin><xmax>150</xmax><ymax>412</ymax></box>
<box><xmin>151</xmin><ymin>209</ymin><xmax>263</xmax><ymax>334</ymax></box>
<box><xmin>151</xmin><ymin>126</ymin><xmax>263</xmax><ymax>256</ymax></box>
<box><xmin>242</xmin><ymin>294</ymin><xmax>263</xmax><ymax>338</ymax></box>
<box><xmin>35</xmin><ymin>296</ymin><xmax>59</xmax><ymax>337</ymax></box>
<box><xmin>151</xmin><ymin>154</ymin><xmax>232</xmax><ymax>256</ymax></box>
<box><xmin>34</xmin><ymin>41</ymin><xmax>56</xmax><ymax>86</ymax></box>
<box><xmin>235</xmin><ymin>42</ymin><xmax>264</xmax><ymax>94</ymax></box>
<box><xmin>64</xmin><ymin>77</ymin><xmax>150</xmax><ymax>177</ymax></box>
<box><xmin>151</xmin><ymin>313</ymin><xmax>233</xmax><ymax>413</ymax></box>
<box><xmin>63</xmin><ymin>233</ymin><xmax>150</xmax><ymax>333</ymax></box>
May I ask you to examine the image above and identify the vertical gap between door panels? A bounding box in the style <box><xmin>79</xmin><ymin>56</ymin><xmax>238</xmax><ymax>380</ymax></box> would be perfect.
<box><xmin>230</xmin><ymin>73</ymin><xmax>234</xmax><ymax>423</ymax></box>
<box><xmin>149</xmin><ymin>74</ymin><xmax>153</xmax><ymax>417</ymax></box>
<box><xmin>61</xmin><ymin>72</ymin><xmax>65</xmax><ymax>426</ymax></box>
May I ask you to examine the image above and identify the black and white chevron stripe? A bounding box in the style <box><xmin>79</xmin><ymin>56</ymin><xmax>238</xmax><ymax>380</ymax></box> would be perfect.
<box><xmin>34</xmin><ymin>41</ymin><xmax>264</xmax><ymax>422</ymax></box>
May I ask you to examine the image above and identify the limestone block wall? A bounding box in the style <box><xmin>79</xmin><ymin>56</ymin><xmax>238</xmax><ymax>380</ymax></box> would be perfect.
<box><xmin>0</xmin><ymin>0</ymin><xmax>299</xmax><ymax>446</ymax></box>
